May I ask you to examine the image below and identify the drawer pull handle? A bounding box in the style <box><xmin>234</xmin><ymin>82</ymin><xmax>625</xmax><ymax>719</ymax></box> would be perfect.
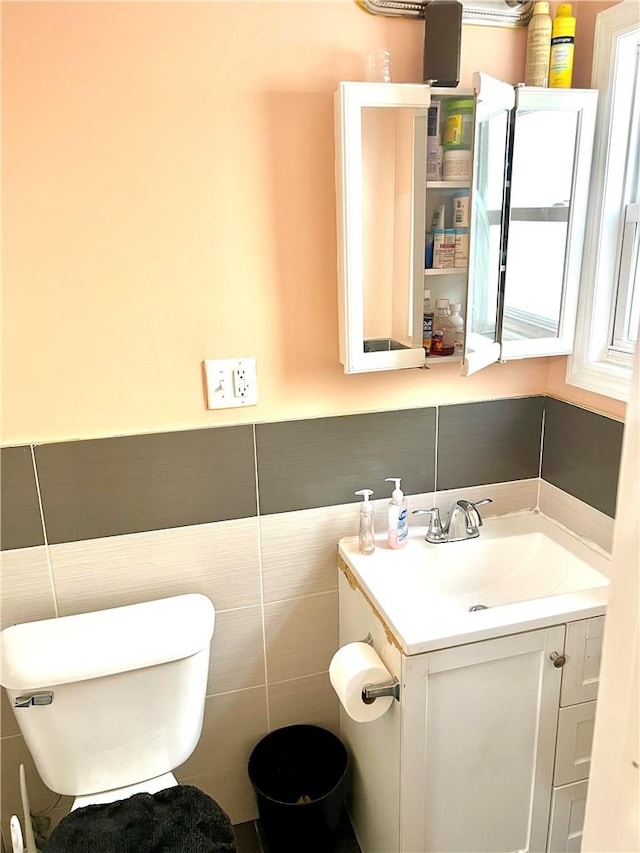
<box><xmin>550</xmin><ymin>651</ymin><xmax>566</xmax><ymax>668</ymax></box>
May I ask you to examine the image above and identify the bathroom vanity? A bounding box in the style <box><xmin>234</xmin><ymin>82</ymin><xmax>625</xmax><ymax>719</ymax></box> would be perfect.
<box><xmin>336</xmin><ymin>513</ymin><xmax>609</xmax><ymax>853</ymax></box>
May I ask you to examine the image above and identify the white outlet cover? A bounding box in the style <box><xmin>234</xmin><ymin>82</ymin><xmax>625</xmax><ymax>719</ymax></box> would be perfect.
<box><xmin>204</xmin><ymin>358</ymin><xmax>258</xmax><ymax>409</ymax></box>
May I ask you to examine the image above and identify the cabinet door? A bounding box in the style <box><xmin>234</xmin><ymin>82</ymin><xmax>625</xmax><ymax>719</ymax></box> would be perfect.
<box><xmin>462</xmin><ymin>72</ymin><xmax>515</xmax><ymax>375</ymax></box>
<box><xmin>554</xmin><ymin>701</ymin><xmax>596</xmax><ymax>786</ymax></box>
<box><xmin>547</xmin><ymin>781</ymin><xmax>588</xmax><ymax>853</ymax></box>
<box><xmin>401</xmin><ymin>625</ymin><xmax>565</xmax><ymax>853</ymax></box>
<box><xmin>561</xmin><ymin>617</ymin><xmax>604</xmax><ymax>706</ymax></box>
<box><xmin>334</xmin><ymin>82</ymin><xmax>431</xmax><ymax>373</ymax></box>
<box><xmin>500</xmin><ymin>87</ymin><xmax>597</xmax><ymax>361</ymax></box>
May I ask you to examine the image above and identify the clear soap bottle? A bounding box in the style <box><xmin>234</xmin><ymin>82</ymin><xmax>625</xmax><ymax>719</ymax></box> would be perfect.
<box><xmin>355</xmin><ymin>489</ymin><xmax>375</xmax><ymax>554</ymax></box>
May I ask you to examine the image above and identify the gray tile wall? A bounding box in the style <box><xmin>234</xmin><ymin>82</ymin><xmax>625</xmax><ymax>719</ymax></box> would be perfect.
<box><xmin>542</xmin><ymin>397</ymin><xmax>624</xmax><ymax>518</ymax></box>
<box><xmin>3</xmin><ymin>397</ymin><xmax>557</xmax><ymax>550</ymax></box>
<box><xmin>0</xmin><ymin>394</ymin><xmax>624</xmax><ymax>834</ymax></box>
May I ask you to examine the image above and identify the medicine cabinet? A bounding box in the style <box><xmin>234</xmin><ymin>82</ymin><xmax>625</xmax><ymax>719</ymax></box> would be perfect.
<box><xmin>334</xmin><ymin>75</ymin><xmax>597</xmax><ymax>374</ymax></box>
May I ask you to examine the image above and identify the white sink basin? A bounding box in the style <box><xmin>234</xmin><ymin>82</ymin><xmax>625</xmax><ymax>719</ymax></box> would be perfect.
<box><xmin>338</xmin><ymin>512</ymin><xmax>610</xmax><ymax>654</ymax></box>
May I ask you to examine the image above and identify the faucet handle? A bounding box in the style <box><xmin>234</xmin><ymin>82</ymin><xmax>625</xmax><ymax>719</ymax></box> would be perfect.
<box><xmin>456</xmin><ymin>498</ymin><xmax>492</xmax><ymax>530</ymax></box>
<box><xmin>412</xmin><ymin>508</ymin><xmax>446</xmax><ymax>542</ymax></box>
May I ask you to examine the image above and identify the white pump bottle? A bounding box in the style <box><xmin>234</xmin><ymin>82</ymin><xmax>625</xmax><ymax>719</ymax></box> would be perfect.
<box><xmin>385</xmin><ymin>478</ymin><xmax>408</xmax><ymax>549</ymax></box>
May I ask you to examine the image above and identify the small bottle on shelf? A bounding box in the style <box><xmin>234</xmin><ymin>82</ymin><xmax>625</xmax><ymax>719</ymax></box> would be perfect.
<box><xmin>433</xmin><ymin>229</ymin><xmax>456</xmax><ymax>269</ymax></box>
<box><xmin>423</xmin><ymin>290</ymin><xmax>434</xmax><ymax>355</ymax></box>
<box><xmin>449</xmin><ymin>303</ymin><xmax>464</xmax><ymax>354</ymax></box>
<box><xmin>454</xmin><ymin>228</ymin><xmax>469</xmax><ymax>268</ymax></box>
<box><xmin>432</xmin><ymin>298</ymin><xmax>455</xmax><ymax>356</ymax></box>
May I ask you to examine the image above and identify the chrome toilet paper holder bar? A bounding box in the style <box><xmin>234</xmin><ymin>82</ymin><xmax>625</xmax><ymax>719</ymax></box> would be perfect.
<box><xmin>362</xmin><ymin>679</ymin><xmax>400</xmax><ymax>703</ymax></box>
<box><xmin>359</xmin><ymin>633</ymin><xmax>401</xmax><ymax>703</ymax></box>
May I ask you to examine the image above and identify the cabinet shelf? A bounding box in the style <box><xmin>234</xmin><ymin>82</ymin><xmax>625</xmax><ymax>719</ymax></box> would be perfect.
<box><xmin>424</xmin><ymin>268</ymin><xmax>467</xmax><ymax>276</ymax></box>
<box><xmin>425</xmin><ymin>354</ymin><xmax>460</xmax><ymax>365</ymax></box>
<box><xmin>426</xmin><ymin>180</ymin><xmax>471</xmax><ymax>189</ymax></box>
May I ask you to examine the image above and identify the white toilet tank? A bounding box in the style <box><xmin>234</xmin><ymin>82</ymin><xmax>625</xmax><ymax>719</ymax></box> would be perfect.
<box><xmin>0</xmin><ymin>594</ymin><xmax>215</xmax><ymax>797</ymax></box>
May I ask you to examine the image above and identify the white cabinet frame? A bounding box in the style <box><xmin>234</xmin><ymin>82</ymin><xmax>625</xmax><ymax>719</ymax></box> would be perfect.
<box><xmin>334</xmin><ymin>82</ymin><xmax>431</xmax><ymax>373</ymax></box>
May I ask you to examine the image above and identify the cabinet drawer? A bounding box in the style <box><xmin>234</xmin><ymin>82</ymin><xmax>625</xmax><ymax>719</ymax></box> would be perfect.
<box><xmin>554</xmin><ymin>701</ymin><xmax>596</xmax><ymax>786</ymax></box>
<box><xmin>547</xmin><ymin>781</ymin><xmax>588</xmax><ymax>853</ymax></box>
<box><xmin>561</xmin><ymin>617</ymin><xmax>604</xmax><ymax>706</ymax></box>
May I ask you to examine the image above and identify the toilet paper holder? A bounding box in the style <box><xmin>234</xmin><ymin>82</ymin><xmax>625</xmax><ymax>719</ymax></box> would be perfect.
<box><xmin>359</xmin><ymin>633</ymin><xmax>401</xmax><ymax>704</ymax></box>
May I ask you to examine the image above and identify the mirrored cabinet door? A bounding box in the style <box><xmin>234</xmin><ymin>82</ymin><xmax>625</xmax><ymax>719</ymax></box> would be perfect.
<box><xmin>462</xmin><ymin>73</ymin><xmax>515</xmax><ymax>375</ymax></box>
<box><xmin>501</xmin><ymin>88</ymin><xmax>598</xmax><ymax>360</ymax></box>
<box><xmin>335</xmin><ymin>83</ymin><xmax>431</xmax><ymax>374</ymax></box>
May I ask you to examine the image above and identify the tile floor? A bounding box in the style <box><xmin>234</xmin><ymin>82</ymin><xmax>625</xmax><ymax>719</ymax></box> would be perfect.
<box><xmin>234</xmin><ymin>809</ymin><xmax>361</xmax><ymax>852</ymax></box>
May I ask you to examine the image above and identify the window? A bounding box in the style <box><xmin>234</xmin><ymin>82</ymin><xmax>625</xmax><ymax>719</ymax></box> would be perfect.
<box><xmin>567</xmin><ymin>1</ymin><xmax>640</xmax><ymax>402</ymax></box>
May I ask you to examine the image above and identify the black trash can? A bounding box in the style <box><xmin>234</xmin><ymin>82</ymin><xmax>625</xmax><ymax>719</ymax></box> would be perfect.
<box><xmin>248</xmin><ymin>724</ymin><xmax>348</xmax><ymax>853</ymax></box>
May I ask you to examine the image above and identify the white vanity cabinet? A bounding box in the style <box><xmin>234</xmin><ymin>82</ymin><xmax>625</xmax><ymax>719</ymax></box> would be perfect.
<box><xmin>402</xmin><ymin>625</ymin><xmax>565</xmax><ymax>853</ymax></box>
<box><xmin>547</xmin><ymin>617</ymin><xmax>604</xmax><ymax>852</ymax></box>
<box><xmin>334</xmin><ymin>78</ymin><xmax>597</xmax><ymax>375</ymax></box>
<box><xmin>337</xmin><ymin>569</ymin><xmax>604</xmax><ymax>853</ymax></box>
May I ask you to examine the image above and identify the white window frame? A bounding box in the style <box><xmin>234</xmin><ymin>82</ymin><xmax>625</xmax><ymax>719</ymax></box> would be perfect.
<box><xmin>567</xmin><ymin>1</ymin><xmax>640</xmax><ymax>402</ymax></box>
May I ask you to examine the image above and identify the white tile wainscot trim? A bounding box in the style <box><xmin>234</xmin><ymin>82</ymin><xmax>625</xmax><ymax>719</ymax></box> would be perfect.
<box><xmin>539</xmin><ymin>480</ymin><xmax>614</xmax><ymax>558</ymax></box>
<box><xmin>268</xmin><ymin>672</ymin><xmax>340</xmax><ymax>736</ymax></box>
<box><xmin>207</xmin><ymin>606</ymin><xmax>266</xmax><ymax>696</ymax></box>
<box><xmin>264</xmin><ymin>591</ymin><xmax>339</xmax><ymax>683</ymax></box>
<box><xmin>176</xmin><ymin>686</ymin><xmax>269</xmax><ymax>824</ymax></box>
<box><xmin>48</xmin><ymin>517</ymin><xmax>262</xmax><ymax>616</ymax></box>
<box><xmin>0</xmin><ymin>733</ymin><xmax>68</xmax><ymax>826</ymax></box>
<box><xmin>259</xmin><ymin>502</ymin><xmax>360</xmax><ymax>604</ymax></box>
<box><xmin>0</xmin><ymin>547</ymin><xmax>57</xmax><ymax>630</ymax></box>
<box><xmin>433</xmin><ymin>479</ymin><xmax>540</xmax><ymax>520</ymax></box>
<box><xmin>369</xmin><ymin>482</ymin><xmax>538</xmax><ymax>540</ymax></box>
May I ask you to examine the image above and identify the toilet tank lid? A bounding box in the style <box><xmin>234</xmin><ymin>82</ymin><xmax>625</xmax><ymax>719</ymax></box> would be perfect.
<box><xmin>0</xmin><ymin>594</ymin><xmax>215</xmax><ymax>691</ymax></box>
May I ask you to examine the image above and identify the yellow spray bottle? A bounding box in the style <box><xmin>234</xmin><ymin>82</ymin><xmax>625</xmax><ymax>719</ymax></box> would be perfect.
<box><xmin>549</xmin><ymin>3</ymin><xmax>576</xmax><ymax>88</ymax></box>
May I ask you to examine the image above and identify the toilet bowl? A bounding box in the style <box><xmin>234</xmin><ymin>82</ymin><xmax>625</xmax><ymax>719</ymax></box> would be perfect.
<box><xmin>0</xmin><ymin>594</ymin><xmax>216</xmax><ymax>815</ymax></box>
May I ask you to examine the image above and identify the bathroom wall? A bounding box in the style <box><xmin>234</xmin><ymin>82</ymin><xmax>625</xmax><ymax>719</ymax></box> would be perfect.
<box><xmin>1</xmin><ymin>0</ymin><xmax>623</xmax><ymax>451</ymax></box>
<box><xmin>0</xmin><ymin>395</ymin><xmax>624</xmax><ymax>833</ymax></box>
<box><xmin>0</xmin><ymin>0</ymin><xmax>627</xmax><ymax>843</ymax></box>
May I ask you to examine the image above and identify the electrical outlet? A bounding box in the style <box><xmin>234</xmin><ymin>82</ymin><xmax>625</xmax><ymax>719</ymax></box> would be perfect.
<box><xmin>233</xmin><ymin>365</ymin><xmax>248</xmax><ymax>397</ymax></box>
<box><xmin>204</xmin><ymin>358</ymin><xmax>258</xmax><ymax>409</ymax></box>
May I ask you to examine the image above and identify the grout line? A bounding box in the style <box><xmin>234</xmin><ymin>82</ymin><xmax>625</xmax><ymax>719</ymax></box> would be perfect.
<box><xmin>213</xmin><ymin>586</ymin><xmax>339</xmax><ymax>616</ymax></box>
<box><xmin>252</xmin><ymin>424</ymin><xmax>271</xmax><ymax>733</ymax></box>
<box><xmin>259</xmin><ymin>588</ymin><xmax>337</xmax><ymax>608</ymax></box>
<box><xmin>537</xmin><ymin>404</ymin><xmax>546</xmax><ymax>512</ymax></box>
<box><xmin>201</xmin><ymin>666</ymin><xmax>333</xmax><ymax>703</ymax></box>
<box><xmin>30</xmin><ymin>445</ymin><xmax>60</xmax><ymax>618</ymax></box>
<box><xmin>433</xmin><ymin>406</ymin><xmax>439</xmax><ymax>500</ymax></box>
<box><xmin>205</xmin><ymin>683</ymin><xmax>267</xmax><ymax>701</ymax></box>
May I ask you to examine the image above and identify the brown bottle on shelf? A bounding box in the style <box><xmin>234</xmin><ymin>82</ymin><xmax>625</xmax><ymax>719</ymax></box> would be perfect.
<box><xmin>432</xmin><ymin>298</ymin><xmax>455</xmax><ymax>356</ymax></box>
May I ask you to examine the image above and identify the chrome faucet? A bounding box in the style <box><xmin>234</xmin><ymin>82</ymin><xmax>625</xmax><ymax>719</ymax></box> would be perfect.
<box><xmin>413</xmin><ymin>498</ymin><xmax>492</xmax><ymax>544</ymax></box>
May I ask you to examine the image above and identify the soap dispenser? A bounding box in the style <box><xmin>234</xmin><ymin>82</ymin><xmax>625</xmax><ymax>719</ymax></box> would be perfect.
<box><xmin>385</xmin><ymin>478</ymin><xmax>408</xmax><ymax>549</ymax></box>
<box><xmin>354</xmin><ymin>489</ymin><xmax>375</xmax><ymax>555</ymax></box>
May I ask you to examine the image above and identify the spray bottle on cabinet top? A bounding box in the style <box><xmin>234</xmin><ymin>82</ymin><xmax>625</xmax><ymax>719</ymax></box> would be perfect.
<box><xmin>385</xmin><ymin>478</ymin><xmax>408</xmax><ymax>549</ymax></box>
<box><xmin>355</xmin><ymin>489</ymin><xmax>375</xmax><ymax>554</ymax></box>
<box><xmin>549</xmin><ymin>4</ymin><xmax>575</xmax><ymax>88</ymax></box>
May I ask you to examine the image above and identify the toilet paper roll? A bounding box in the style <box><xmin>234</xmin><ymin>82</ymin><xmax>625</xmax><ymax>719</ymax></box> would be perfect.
<box><xmin>329</xmin><ymin>642</ymin><xmax>394</xmax><ymax>723</ymax></box>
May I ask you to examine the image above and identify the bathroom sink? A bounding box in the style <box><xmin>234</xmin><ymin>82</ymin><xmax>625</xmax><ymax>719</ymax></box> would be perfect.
<box><xmin>338</xmin><ymin>512</ymin><xmax>610</xmax><ymax>654</ymax></box>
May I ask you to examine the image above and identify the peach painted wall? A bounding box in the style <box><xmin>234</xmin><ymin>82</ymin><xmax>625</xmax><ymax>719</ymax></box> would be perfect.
<box><xmin>544</xmin><ymin>0</ymin><xmax>626</xmax><ymax>422</ymax></box>
<box><xmin>0</xmin><ymin>1</ymin><xmax>621</xmax><ymax>445</ymax></box>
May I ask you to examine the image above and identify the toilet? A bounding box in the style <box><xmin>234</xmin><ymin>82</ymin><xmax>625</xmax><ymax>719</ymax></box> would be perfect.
<box><xmin>0</xmin><ymin>594</ymin><xmax>216</xmax><ymax>813</ymax></box>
